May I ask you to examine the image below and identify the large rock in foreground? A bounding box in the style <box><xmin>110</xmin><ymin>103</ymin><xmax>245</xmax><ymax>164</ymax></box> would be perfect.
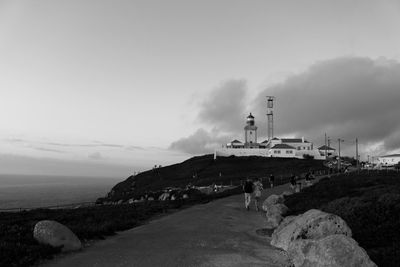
<box><xmin>271</xmin><ymin>209</ymin><xmax>352</xmax><ymax>251</ymax></box>
<box><xmin>34</xmin><ymin>220</ymin><xmax>82</xmax><ymax>252</ymax></box>
<box><xmin>287</xmin><ymin>234</ymin><xmax>377</xmax><ymax>267</ymax></box>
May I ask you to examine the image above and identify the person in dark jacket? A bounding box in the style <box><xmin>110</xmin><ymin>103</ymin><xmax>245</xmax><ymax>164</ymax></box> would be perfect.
<box><xmin>269</xmin><ymin>174</ymin><xmax>275</xmax><ymax>188</ymax></box>
<box><xmin>243</xmin><ymin>178</ymin><xmax>254</xmax><ymax>211</ymax></box>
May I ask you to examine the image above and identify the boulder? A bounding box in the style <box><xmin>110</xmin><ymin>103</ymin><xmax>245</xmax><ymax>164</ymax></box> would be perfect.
<box><xmin>33</xmin><ymin>220</ymin><xmax>81</xmax><ymax>252</ymax></box>
<box><xmin>271</xmin><ymin>209</ymin><xmax>352</xmax><ymax>251</ymax></box>
<box><xmin>287</xmin><ymin>234</ymin><xmax>377</xmax><ymax>267</ymax></box>
<box><xmin>266</xmin><ymin>211</ymin><xmax>283</xmax><ymax>228</ymax></box>
<box><xmin>268</xmin><ymin>203</ymin><xmax>289</xmax><ymax>216</ymax></box>
<box><xmin>265</xmin><ymin>203</ymin><xmax>289</xmax><ymax>228</ymax></box>
<box><xmin>262</xmin><ymin>194</ymin><xmax>284</xmax><ymax>211</ymax></box>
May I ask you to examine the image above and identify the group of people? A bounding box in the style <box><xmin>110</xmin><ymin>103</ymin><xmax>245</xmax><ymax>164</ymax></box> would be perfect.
<box><xmin>243</xmin><ymin>178</ymin><xmax>263</xmax><ymax>211</ymax></box>
<box><xmin>242</xmin><ymin>174</ymin><xmax>275</xmax><ymax>211</ymax></box>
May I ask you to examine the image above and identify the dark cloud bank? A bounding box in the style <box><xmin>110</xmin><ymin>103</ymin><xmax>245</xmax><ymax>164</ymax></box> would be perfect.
<box><xmin>171</xmin><ymin>57</ymin><xmax>400</xmax><ymax>157</ymax></box>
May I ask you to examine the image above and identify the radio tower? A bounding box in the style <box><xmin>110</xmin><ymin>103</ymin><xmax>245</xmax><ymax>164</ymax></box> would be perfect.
<box><xmin>266</xmin><ymin>96</ymin><xmax>275</xmax><ymax>140</ymax></box>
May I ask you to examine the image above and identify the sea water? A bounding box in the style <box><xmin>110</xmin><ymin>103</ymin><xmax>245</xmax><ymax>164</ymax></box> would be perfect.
<box><xmin>0</xmin><ymin>174</ymin><xmax>122</xmax><ymax>209</ymax></box>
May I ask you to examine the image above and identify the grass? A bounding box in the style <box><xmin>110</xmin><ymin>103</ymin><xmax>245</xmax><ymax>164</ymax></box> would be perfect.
<box><xmin>0</xmin><ymin>186</ymin><xmax>242</xmax><ymax>267</ymax></box>
<box><xmin>284</xmin><ymin>170</ymin><xmax>400</xmax><ymax>267</ymax></box>
<box><xmin>108</xmin><ymin>154</ymin><xmax>326</xmax><ymax>201</ymax></box>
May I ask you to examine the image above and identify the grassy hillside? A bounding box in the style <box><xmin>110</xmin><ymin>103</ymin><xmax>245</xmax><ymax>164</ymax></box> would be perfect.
<box><xmin>0</xmin><ymin>186</ymin><xmax>242</xmax><ymax>267</ymax></box>
<box><xmin>284</xmin><ymin>170</ymin><xmax>400</xmax><ymax>267</ymax></box>
<box><xmin>105</xmin><ymin>154</ymin><xmax>327</xmax><ymax>201</ymax></box>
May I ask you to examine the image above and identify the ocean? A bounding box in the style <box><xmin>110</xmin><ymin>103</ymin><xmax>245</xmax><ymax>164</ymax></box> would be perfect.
<box><xmin>0</xmin><ymin>174</ymin><xmax>122</xmax><ymax>210</ymax></box>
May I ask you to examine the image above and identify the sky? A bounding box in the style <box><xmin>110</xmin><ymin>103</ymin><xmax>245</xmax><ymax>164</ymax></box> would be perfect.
<box><xmin>1</xmin><ymin>0</ymin><xmax>400</xmax><ymax>177</ymax></box>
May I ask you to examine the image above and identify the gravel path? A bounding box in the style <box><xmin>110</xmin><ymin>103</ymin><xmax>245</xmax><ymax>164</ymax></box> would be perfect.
<box><xmin>41</xmin><ymin>184</ymin><xmax>294</xmax><ymax>267</ymax></box>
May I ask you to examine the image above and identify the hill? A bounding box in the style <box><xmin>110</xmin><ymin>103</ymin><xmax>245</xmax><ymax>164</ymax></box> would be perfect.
<box><xmin>101</xmin><ymin>154</ymin><xmax>327</xmax><ymax>202</ymax></box>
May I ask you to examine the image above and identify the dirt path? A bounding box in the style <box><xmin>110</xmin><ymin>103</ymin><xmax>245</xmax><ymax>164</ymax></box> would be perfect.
<box><xmin>41</xmin><ymin>184</ymin><xmax>294</xmax><ymax>267</ymax></box>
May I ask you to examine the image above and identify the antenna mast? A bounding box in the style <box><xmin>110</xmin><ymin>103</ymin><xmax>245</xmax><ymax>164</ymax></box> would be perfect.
<box><xmin>266</xmin><ymin>96</ymin><xmax>275</xmax><ymax>140</ymax></box>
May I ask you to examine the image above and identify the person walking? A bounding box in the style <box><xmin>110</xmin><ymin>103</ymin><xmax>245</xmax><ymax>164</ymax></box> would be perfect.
<box><xmin>243</xmin><ymin>178</ymin><xmax>254</xmax><ymax>211</ymax></box>
<box><xmin>269</xmin><ymin>174</ymin><xmax>275</xmax><ymax>188</ymax></box>
<box><xmin>290</xmin><ymin>174</ymin><xmax>296</xmax><ymax>191</ymax></box>
<box><xmin>253</xmin><ymin>178</ymin><xmax>263</xmax><ymax>211</ymax></box>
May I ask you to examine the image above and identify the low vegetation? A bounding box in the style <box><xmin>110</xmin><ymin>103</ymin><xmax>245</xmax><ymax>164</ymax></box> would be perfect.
<box><xmin>107</xmin><ymin>154</ymin><xmax>326</xmax><ymax>201</ymax></box>
<box><xmin>284</xmin><ymin>170</ymin><xmax>400</xmax><ymax>267</ymax></box>
<box><xmin>0</xmin><ymin>186</ymin><xmax>242</xmax><ymax>267</ymax></box>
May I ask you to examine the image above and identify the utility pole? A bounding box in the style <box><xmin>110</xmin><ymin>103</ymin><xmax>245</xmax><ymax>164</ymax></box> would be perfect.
<box><xmin>325</xmin><ymin>133</ymin><xmax>327</xmax><ymax>160</ymax></box>
<box><xmin>266</xmin><ymin>96</ymin><xmax>275</xmax><ymax>140</ymax></box>
<box><xmin>356</xmin><ymin>138</ymin><xmax>359</xmax><ymax>173</ymax></box>
<box><xmin>338</xmin><ymin>138</ymin><xmax>341</xmax><ymax>171</ymax></box>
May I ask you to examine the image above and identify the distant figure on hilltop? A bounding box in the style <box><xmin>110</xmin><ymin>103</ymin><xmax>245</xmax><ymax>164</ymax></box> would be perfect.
<box><xmin>253</xmin><ymin>178</ymin><xmax>263</xmax><ymax>211</ymax></box>
<box><xmin>243</xmin><ymin>178</ymin><xmax>254</xmax><ymax>211</ymax></box>
<box><xmin>290</xmin><ymin>174</ymin><xmax>297</xmax><ymax>190</ymax></box>
<box><xmin>269</xmin><ymin>174</ymin><xmax>275</xmax><ymax>188</ymax></box>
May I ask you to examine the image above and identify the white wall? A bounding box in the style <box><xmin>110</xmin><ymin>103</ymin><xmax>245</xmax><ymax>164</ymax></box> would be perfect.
<box><xmin>378</xmin><ymin>156</ymin><xmax>400</xmax><ymax>166</ymax></box>
<box><xmin>215</xmin><ymin>148</ymin><xmax>270</xmax><ymax>157</ymax></box>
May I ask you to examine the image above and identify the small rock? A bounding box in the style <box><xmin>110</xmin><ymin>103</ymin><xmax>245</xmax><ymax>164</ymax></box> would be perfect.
<box><xmin>266</xmin><ymin>211</ymin><xmax>283</xmax><ymax>228</ymax></box>
<box><xmin>262</xmin><ymin>194</ymin><xmax>284</xmax><ymax>211</ymax></box>
<box><xmin>281</xmin><ymin>191</ymin><xmax>293</xmax><ymax>197</ymax></box>
<box><xmin>267</xmin><ymin>203</ymin><xmax>289</xmax><ymax>216</ymax></box>
<box><xmin>33</xmin><ymin>220</ymin><xmax>81</xmax><ymax>252</ymax></box>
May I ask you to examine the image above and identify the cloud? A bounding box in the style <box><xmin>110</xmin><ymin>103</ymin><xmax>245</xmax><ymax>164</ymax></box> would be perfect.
<box><xmin>169</xmin><ymin>128</ymin><xmax>231</xmax><ymax>154</ymax></box>
<box><xmin>197</xmin><ymin>79</ymin><xmax>248</xmax><ymax>133</ymax></box>
<box><xmin>88</xmin><ymin>152</ymin><xmax>103</xmax><ymax>160</ymax></box>
<box><xmin>252</xmin><ymin>57</ymin><xmax>400</xmax><ymax>156</ymax></box>
<box><xmin>169</xmin><ymin>79</ymin><xmax>249</xmax><ymax>154</ymax></box>
<box><xmin>0</xmin><ymin>153</ymin><xmax>132</xmax><ymax>177</ymax></box>
<box><xmin>172</xmin><ymin>57</ymin><xmax>400</xmax><ymax>157</ymax></box>
<box><xmin>32</xmin><ymin>146</ymin><xmax>66</xmax><ymax>153</ymax></box>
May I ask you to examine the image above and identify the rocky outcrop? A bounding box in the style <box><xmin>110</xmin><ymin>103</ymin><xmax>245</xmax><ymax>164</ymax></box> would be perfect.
<box><xmin>287</xmin><ymin>234</ymin><xmax>377</xmax><ymax>267</ymax></box>
<box><xmin>33</xmin><ymin>220</ymin><xmax>81</xmax><ymax>252</ymax></box>
<box><xmin>271</xmin><ymin>209</ymin><xmax>352</xmax><ymax>251</ymax></box>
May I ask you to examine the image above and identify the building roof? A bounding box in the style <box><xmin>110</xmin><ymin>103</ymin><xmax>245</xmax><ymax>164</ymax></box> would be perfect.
<box><xmin>261</xmin><ymin>140</ymin><xmax>269</xmax><ymax>144</ymax></box>
<box><xmin>318</xmin><ymin>145</ymin><xmax>335</xmax><ymax>151</ymax></box>
<box><xmin>271</xmin><ymin>144</ymin><xmax>296</xmax><ymax>149</ymax></box>
<box><xmin>379</xmin><ymin>154</ymin><xmax>400</xmax><ymax>158</ymax></box>
<box><xmin>272</xmin><ymin>137</ymin><xmax>280</xmax><ymax>140</ymax></box>
<box><xmin>281</xmin><ymin>138</ymin><xmax>309</xmax><ymax>143</ymax></box>
<box><xmin>231</xmin><ymin>139</ymin><xmax>243</xmax><ymax>144</ymax></box>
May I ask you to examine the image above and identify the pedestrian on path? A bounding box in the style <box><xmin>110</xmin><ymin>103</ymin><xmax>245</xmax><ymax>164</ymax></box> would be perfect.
<box><xmin>290</xmin><ymin>174</ymin><xmax>296</xmax><ymax>191</ymax></box>
<box><xmin>253</xmin><ymin>178</ymin><xmax>263</xmax><ymax>211</ymax></box>
<box><xmin>242</xmin><ymin>178</ymin><xmax>254</xmax><ymax>211</ymax></box>
<box><xmin>269</xmin><ymin>174</ymin><xmax>275</xmax><ymax>188</ymax></box>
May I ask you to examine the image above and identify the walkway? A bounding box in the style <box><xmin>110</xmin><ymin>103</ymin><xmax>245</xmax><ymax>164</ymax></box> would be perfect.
<box><xmin>42</xmin><ymin>184</ymin><xmax>294</xmax><ymax>267</ymax></box>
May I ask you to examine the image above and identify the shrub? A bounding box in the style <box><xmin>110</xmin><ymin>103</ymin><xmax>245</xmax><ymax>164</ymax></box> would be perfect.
<box><xmin>284</xmin><ymin>171</ymin><xmax>400</xmax><ymax>267</ymax></box>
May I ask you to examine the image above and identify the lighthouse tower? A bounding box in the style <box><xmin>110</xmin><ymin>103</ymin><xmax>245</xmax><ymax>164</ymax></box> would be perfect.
<box><xmin>244</xmin><ymin>113</ymin><xmax>258</xmax><ymax>147</ymax></box>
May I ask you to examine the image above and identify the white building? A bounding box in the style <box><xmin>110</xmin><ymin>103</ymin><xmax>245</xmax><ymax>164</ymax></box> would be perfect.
<box><xmin>377</xmin><ymin>154</ymin><xmax>400</xmax><ymax>167</ymax></box>
<box><xmin>318</xmin><ymin>145</ymin><xmax>337</xmax><ymax>158</ymax></box>
<box><xmin>214</xmin><ymin>113</ymin><xmax>325</xmax><ymax>160</ymax></box>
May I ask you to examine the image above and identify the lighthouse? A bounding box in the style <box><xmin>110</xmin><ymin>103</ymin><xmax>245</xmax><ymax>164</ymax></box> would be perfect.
<box><xmin>244</xmin><ymin>113</ymin><xmax>258</xmax><ymax>147</ymax></box>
